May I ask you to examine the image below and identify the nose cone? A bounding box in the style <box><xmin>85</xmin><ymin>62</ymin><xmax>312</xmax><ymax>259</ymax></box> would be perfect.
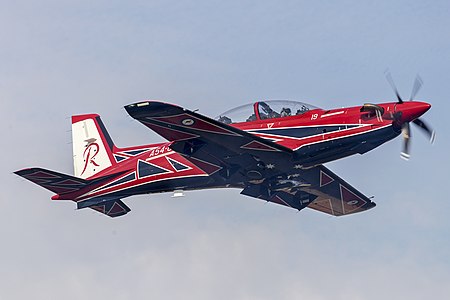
<box><xmin>398</xmin><ymin>101</ymin><xmax>431</xmax><ymax>123</ymax></box>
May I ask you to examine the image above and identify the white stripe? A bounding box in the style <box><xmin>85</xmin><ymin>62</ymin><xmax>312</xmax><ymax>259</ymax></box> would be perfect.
<box><xmin>294</xmin><ymin>124</ymin><xmax>393</xmax><ymax>151</ymax></box>
<box><xmin>320</xmin><ymin>111</ymin><xmax>344</xmax><ymax>118</ymax></box>
<box><xmin>252</xmin><ymin>124</ymin><xmax>370</xmax><ymax>142</ymax></box>
<box><xmin>248</xmin><ymin>123</ymin><xmax>364</xmax><ymax>132</ymax></box>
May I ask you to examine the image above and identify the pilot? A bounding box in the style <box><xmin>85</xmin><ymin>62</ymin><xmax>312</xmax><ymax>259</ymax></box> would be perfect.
<box><xmin>280</xmin><ymin>107</ymin><xmax>291</xmax><ymax>117</ymax></box>
<box><xmin>218</xmin><ymin>115</ymin><xmax>232</xmax><ymax>124</ymax></box>
<box><xmin>296</xmin><ymin>105</ymin><xmax>309</xmax><ymax>115</ymax></box>
<box><xmin>246</xmin><ymin>114</ymin><xmax>257</xmax><ymax>122</ymax></box>
<box><xmin>259</xmin><ymin>102</ymin><xmax>280</xmax><ymax>119</ymax></box>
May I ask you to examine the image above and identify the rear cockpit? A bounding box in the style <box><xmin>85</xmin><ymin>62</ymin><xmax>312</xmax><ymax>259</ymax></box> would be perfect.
<box><xmin>215</xmin><ymin>100</ymin><xmax>319</xmax><ymax>124</ymax></box>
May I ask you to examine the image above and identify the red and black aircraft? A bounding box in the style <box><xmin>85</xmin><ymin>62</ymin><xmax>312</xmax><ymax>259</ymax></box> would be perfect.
<box><xmin>15</xmin><ymin>84</ymin><xmax>434</xmax><ymax>218</ymax></box>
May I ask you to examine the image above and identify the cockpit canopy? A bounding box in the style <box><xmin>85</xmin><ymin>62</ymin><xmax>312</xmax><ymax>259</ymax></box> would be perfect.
<box><xmin>215</xmin><ymin>100</ymin><xmax>319</xmax><ymax>124</ymax></box>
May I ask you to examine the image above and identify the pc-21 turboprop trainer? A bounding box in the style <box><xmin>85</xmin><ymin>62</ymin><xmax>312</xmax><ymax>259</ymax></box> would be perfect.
<box><xmin>15</xmin><ymin>82</ymin><xmax>435</xmax><ymax>217</ymax></box>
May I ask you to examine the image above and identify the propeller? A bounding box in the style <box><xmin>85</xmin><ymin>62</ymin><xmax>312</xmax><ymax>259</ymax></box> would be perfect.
<box><xmin>384</xmin><ymin>71</ymin><xmax>435</xmax><ymax>160</ymax></box>
<box><xmin>385</xmin><ymin>71</ymin><xmax>403</xmax><ymax>104</ymax></box>
<box><xmin>400</xmin><ymin>123</ymin><xmax>411</xmax><ymax>160</ymax></box>
<box><xmin>412</xmin><ymin>118</ymin><xmax>436</xmax><ymax>143</ymax></box>
<box><xmin>410</xmin><ymin>75</ymin><xmax>423</xmax><ymax>101</ymax></box>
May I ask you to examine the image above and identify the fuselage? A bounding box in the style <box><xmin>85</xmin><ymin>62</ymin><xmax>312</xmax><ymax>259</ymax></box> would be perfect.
<box><xmin>56</xmin><ymin>100</ymin><xmax>431</xmax><ymax>203</ymax></box>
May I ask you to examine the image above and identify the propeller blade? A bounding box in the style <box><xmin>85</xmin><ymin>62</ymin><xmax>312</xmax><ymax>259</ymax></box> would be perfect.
<box><xmin>400</xmin><ymin>123</ymin><xmax>411</xmax><ymax>160</ymax></box>
<box><xmin>412</xmin><ymin>118</ymin><xmax>436</xmax><ymax>143</ymax></box>
<box><xmin>385</xmin><ymin>71</ymin><xmax>403</xmax><ymax>104</ymax></box>
<box><xmin>410</xmin><ymin>75</ymin><xmax>423</xmax><ymax>100</ymax></box>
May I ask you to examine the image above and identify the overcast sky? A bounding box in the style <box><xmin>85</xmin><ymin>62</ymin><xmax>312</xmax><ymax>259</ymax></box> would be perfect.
<box><xmin>2</xmin><ymin>1</ymin><xmax>449</xmax><ymax>299</ymax></box>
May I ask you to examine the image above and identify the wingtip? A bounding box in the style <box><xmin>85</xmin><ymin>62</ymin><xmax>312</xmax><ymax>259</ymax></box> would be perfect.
<box><xmin>125</xmin><ymin>101</ymin><xmax>183</xmax><ymax>119</ymax></box>
<box><xmin>14</xmin><ymin>168</ymin><xmax>36</xmax><ymax>176</ymax></box>
<box><xmin>400</xmin><ymin>152</ymin><xmax>410</xmax><ymax>160</ymax></box>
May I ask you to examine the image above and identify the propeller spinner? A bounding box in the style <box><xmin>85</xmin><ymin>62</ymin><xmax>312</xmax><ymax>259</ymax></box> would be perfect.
<box><xmin>384</xmin><ymin>72</ymin><xmax>435</xmax><ymax>160</ymax></box>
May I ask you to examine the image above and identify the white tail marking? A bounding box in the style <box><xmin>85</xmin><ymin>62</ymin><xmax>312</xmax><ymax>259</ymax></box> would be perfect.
<box><xmin>72</xmin><ymin>116</ymin><xmax>114</xmax><ymax>179</ymax></box>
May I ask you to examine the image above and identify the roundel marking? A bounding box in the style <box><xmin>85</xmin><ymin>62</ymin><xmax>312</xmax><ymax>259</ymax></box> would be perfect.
<box><xmin>182</xmin><ymin>118</ymin><xmax>194</xmax><ymax>126</ymax></box>
<box><xmin>347</xmin><ymin>200</ymin><xmax>359</xmax><ymax>205</ymax></box>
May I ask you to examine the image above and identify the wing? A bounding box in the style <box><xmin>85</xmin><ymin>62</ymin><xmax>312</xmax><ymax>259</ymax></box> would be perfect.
<box><xmin>241</xmin><ymin>165</ymin><xmax>375</xmax><ymax>216</ymax></box>
<box><xmin>302</xmin><ymin>165</ymin><xmax>376</xmax><ymax>216</ymax></box>
<box><xmin>125</xmin><ymin>101</ymin><xmax>294</xmax><ymax>182</ymax></box>
<box><xmin>125</xmin><ymin>101</ymin><xmax>375</xmax><ymax>216</ymax></box>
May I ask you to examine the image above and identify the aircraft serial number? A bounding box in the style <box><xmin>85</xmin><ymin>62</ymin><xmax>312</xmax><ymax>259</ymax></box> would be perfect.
<box><xmin>149</xmin><ymin>145</ymin><xmax>171</xmax><ymax>157</ymax></box>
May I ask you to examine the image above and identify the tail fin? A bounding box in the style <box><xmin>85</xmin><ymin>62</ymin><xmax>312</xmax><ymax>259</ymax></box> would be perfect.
<box><xmin>72</xmin><ymin>114</ymin><xmax>116</xmax><ymax>179</ymax></box>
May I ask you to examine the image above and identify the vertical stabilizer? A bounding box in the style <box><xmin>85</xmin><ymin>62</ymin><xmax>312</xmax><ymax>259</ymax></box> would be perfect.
<box><xmin>72</xmin><ymin>114</ymin><xmax>116</xmax><ymax>179</ymax></box>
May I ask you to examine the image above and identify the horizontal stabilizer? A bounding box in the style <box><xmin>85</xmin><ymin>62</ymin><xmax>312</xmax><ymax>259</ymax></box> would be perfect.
<box><xmin>15</xmin><ymin>168</ymin><xmax>89</xmax><ymax>195</ymax></box>
<box><xmin>83</xmin><ymin>198</ymin><xmax>131</xmax><ymax>218</ymax></box>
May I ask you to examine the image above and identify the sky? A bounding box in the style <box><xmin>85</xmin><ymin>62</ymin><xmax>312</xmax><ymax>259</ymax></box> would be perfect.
<box><xmin>1</xmin><ymin>1</ymin><xmax>449</xmax><ymax>299</ymax></box>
